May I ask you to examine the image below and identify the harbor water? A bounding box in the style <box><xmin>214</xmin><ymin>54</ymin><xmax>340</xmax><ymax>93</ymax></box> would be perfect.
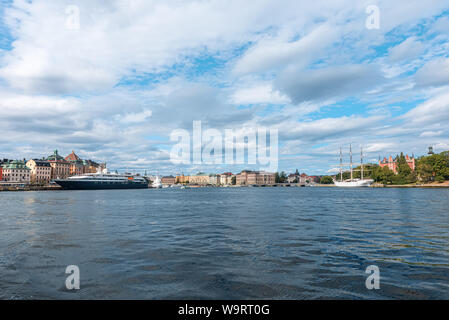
<box><xmin>1</xmin><ymin>187</ymin><xmax>448</xmax><ymax>299</ymax></box>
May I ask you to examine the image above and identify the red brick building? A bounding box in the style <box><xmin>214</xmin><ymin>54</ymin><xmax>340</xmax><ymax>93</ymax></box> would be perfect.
<box><xmin>379</xmin><ymin>155</ymin><xmax>415</xmax><ymax>174</ymax></box>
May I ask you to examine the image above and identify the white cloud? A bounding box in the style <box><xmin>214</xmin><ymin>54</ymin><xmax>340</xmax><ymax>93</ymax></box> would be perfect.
<box><xmin>388</xmin><ymin>37</ymin><xmax>425</xmax><ymax>62</ymax></box>
<box><xmin>275</xmin><ymin>64</ymin><xmax>385</xmax><ymax>104</ymax></box>
<box><xmin>1</xmin><ymin>0</ymin><xmax>449</xmax><ymax>173</ymax></box>
<box><xmin>415</xmin><ymin>57</ymin><xmax>449</xmax><ymax>88</ymax></box>
<box><xmin>402</xmin><ymin>91</ymin><xmax>449</xmax><ymax>125</ymax></box>
<box><xmin>419</xmin><ymin>130</ymin><xmax>443</xmax><ymax>137</ymax></box>
<box><xmin>233</xmin><ymin>23</ymin><xmax>339</xmax><ymax>75</ymax></box>
<box><xmin>116</xmin><ymin>109</ymin><xmax>153</xmax><ymax>124</ymax></box>
<box><xmin>229</xmin><ymin>84</ymin><xmax>290</xmax><ymax>105</ymax></box>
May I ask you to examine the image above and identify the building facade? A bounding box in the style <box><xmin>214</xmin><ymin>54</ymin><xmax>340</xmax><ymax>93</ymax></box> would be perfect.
<box><xmin>26</xmin><ymin>159</ymin><xmax>52</xmax><ymax>183</ymax></box>
<box><xmin>219</xmin><ymin>172</ymin><xmax>234</xmax><ymax>185</ymax></box>
<box><xmin>65</xmin><ymin>150</ymin><xmax>85</xmax><ymax>176</ymax></box>
<box><xmin>209</xmin><ymin>174</ymin><xmax>220</xmax><ymax>185</ymax></box>
<box><xmin>161</xmin><ymin>176</ymin><xmax>176</xmax><ymax>185</ymax></box>
<box><xmin>189</xmin><ymin>173</ymin><xmax>210</xmax><ymax>185</ymax></box>
<box><xmin>236</xmin><ymin>170</ymin><xmax>276</xmax><ymax>185</ymax></box>
<box><xmin>64</xmin><ymin>150</ymin><xmax>106</xmax><ymax>175</ymax></box>
<box><xmin>379</xmin><ymin>155</ymin><xmax>416</xmax><ymax>174</ymax></box>
<box><xmin>82</xmin><ymin>159</ymin><xmax>105</xmax><ymax>174</ymax></box>
<box><xmin>1</xmin><ymin>160</ymin><xmax>31</xmax><ymax>184</ymax></box>
<box><xmin>46</xmin><ymin>150</ymin><xmax>71</xmax><ymax>179</ymax></box>
<box><xmin>176</xmin><ymin>174</ymin><xmax>189</xmax><ymax>184</ymax></box>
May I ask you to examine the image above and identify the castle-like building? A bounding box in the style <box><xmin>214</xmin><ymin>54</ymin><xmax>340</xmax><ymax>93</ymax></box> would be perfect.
<box><xmin>379</xmin><ymin>155</ymin><xmax>415</xmax><ymax>174</ymax></box>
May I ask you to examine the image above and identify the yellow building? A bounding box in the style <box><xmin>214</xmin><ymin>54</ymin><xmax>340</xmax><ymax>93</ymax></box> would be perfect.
<box><xmin>188</xmin><ymin>173</ymin><xmax>210</xmax><ymax>185</ymax></box>
<box><xmin>26</xmin><ymin>159</ymin><xmax>52</xmax><ymax>183</ymax></box>
<box><xmin>176</xmin><ymin>174</ymin><xmax>189</xmax><ymax>184</ymax></box>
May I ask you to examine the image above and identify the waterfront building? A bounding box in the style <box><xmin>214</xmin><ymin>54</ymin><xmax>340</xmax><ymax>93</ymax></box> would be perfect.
<box><xmin>0</xmin><ymin>165</ymin><xmax>2</xmax><ymax>181</ymax></box>
<box><xmin>1</xmin><ymin>160</ymin><xmax>31</xmax><ymax>184</ymax></box>
<box><xmin>176</xmin><ymin>174</ymin><xmax>189</xmax><ymax>184</ymax></box>
<box><xmin>379</xmin><ymin>155</ymin><xmax>415</xmax><ymax>174</ymax></box>
<box><xmin>26</xmin><ymin>159</ymin><xmax>52</xmax><ymax>183</ymax></box>
<box><xmin>82</xmin><ymin>159</ymin><xmax>105</xmax><ymax>174</ymax></box>
<box><xmin>161</xmin><ymin>176</ymin><xmax>176</xmax><ymax>185</ymax></box>
<box><xmin>64</xmin><ymin>150</ymin><xmax>106</xmax><ymax>175</ymax></box>
<box><xmin>209</xmin><ymin>174</ymin><xmax>220</xmax><ymax>185</ymax></box>
<box><xmin>219</xmin><ymin>172</ymin><xmax>234</xmax><ymax>185</ymax></box>
<box><xmin>65</xmin><ymin>150</ymin><xmax>85</xmax><ymax>176</ymax></box>
<box><xmin>287</xmin><ymin>169</ymin><xmax>301</xmax><ymax>183</ymax></box>
<box><xmin>189</xmin><ymin>173</ymin><xmax>210</xmax><ymax>185</ymax></box>
<box><xmin>46</xmin><ymin>150</ymin><xmax>71</xmax><ymax>179</ymax></box>
<box><xmin>308</xmin><ymin>176</ymin><xmax>320</xmax><ymax>183</ymax></box>
<box><xmin>236</xmin><ymin>170</ymin><xmax>276</xmax><ymax>185</ymax></box>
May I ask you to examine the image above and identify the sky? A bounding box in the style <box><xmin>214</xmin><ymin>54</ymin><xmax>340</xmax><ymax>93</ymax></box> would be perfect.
<box><xmin>0</xmin><ymin>0</ymin><xmax>449</xmax><ymax>175</ymax></box>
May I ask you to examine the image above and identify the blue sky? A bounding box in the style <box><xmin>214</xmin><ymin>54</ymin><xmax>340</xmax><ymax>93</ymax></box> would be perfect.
<box><xmin>1</xmin><ymin>0</ymin><xmax>449</xmax><ymax>175</ymax></box>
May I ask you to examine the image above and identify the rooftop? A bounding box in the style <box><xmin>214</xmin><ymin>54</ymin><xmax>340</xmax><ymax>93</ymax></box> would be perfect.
<box><xmin>65</xmin><ymin>150</ymin><xmax>81</xmax><ymax>162</ymax></box>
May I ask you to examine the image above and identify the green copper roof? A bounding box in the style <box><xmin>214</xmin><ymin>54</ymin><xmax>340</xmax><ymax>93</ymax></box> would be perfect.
<box><xmin>47</xmin><ymin>149</ymin><xmax>65</xmax><ymax>161</ymax></box>
<box><xmin>2</xmin><ymin>160</ymin><xmax>30</xmax><ymax>170</ymax></box>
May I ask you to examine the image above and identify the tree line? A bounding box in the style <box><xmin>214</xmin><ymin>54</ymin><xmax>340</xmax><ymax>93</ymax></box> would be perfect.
<box><xmin>330</xmin><ymin>151</ymin><xmax>449</xmax><ymax>185</ymax></box>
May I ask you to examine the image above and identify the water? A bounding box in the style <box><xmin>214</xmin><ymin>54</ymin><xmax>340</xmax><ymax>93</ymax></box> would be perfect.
<box><xmin>1</xmin><ymin>187</ymin><xmax>449</xmax><ymax>299</ymax></box>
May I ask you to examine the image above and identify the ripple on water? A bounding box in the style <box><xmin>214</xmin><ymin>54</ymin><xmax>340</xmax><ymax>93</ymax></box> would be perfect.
<box><xmin>1</xmin><ymin>187</ymin><xmax>449</xmax><ymax>299</ymax></box>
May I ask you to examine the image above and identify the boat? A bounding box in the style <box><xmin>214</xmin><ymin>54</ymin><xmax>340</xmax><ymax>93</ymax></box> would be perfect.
<box><xmin>55</xmin><ymin>169</ymin><xmax>148</xmax><ymax>190</ymax></box>
<box><xmin>151</xmin><ymin>176</ymin><xmax>162</xmax><ymax>188</ymax></box>
<box><xmin>334</xmin><ymin>179</ymin><xmax>374</xmax><ymax>187</ymax></box>
<box><xmin>333</xmin><ymin>145</ymin><xmax>374</xmax><ymax>188</ymax></box>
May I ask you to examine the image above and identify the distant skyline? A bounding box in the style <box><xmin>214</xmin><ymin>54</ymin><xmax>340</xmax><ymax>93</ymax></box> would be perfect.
<box><xmin>1</xmin><ymin>1</ymin><xmax>449</xmax><ymax>175</ymax></box>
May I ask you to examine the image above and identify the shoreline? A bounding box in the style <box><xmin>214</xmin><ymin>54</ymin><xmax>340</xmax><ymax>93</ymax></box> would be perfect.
<box><xmin>0</xmin><ymin>185</ymin><xmax>62</xmax><ymax>192</ymax></box>
<box><xmin>2</xmin><ymin>183</ymin><xmax>449</xmax><ymax>192</ymax></box>
<box><xmin>370</xmin><ymin>184</ymin><xmax>449</xmax><ymax>188</ymax></box>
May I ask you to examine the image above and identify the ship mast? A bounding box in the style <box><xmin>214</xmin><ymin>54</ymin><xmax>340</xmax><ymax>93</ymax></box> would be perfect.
<box><xmin>339</xmin><ymin>147</ymin><xmax>343</xmax><ymax>182</ymax></box>
<box><xmin>350</xmin><ymin>144</ymin><xmax>353</xmax><ymax>180</ymax></box>
<box><xmin>361</xmin><ymin>146</ymin><xmax>364</xmax><ymax>180</ymax></box>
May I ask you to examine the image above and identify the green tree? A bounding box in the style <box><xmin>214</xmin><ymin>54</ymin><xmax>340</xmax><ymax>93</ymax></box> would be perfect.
<box><xmin>275</xmin><ymin>171</ymin><xmax>287</xmax><ymax>183</ymax></box>
<box><xmin>416</xmin><ymin>151</ymin><xmax>449</xmax><ymax>182</ymax></box>
<box><xmin>320</xmin><ymin>176</ymin><xmax>334</xmax><ymax>184</ymax></box>
<box><xmin>231</xmin><ymin>176</ymin><xmax>236</xmax><ymax>185</ymax></box>
<box><xmin>416</xmin><ymin>163</ymin><xmax>433</xmax><ymax>182</ymax></box>
<box><xmin>372</xmin><ymin>166</ymin><xmax>395</xmax><ymax>184</ymax></box>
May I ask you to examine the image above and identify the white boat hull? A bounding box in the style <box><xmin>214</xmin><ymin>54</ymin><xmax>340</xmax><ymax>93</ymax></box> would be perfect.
<box><xmin>334</xmin><ymin>179</ymin><xmax>374</xmax><ymax>187</ymax></box>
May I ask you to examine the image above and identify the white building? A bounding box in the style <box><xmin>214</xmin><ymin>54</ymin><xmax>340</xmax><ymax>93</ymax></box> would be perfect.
<box><xmin>219</xmin><ymin>173</ymin><xmax>234</xmax><ymax>185</ymax></box>
<box><xmin>1</xmin><ymin>160</ymin><xmax>31</xmax><ymax>184</ymax></box>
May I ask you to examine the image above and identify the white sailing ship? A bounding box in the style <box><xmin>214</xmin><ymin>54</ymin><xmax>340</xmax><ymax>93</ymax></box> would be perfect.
<box><xmin>151</xmin><ymin>175</ymin><xmax>162</xmax><ymax>188</ymax></box>
<box><xmin>333</xmin><ymin>145</ymin><xmax>374</xmax><ymax>187</ymax></box>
